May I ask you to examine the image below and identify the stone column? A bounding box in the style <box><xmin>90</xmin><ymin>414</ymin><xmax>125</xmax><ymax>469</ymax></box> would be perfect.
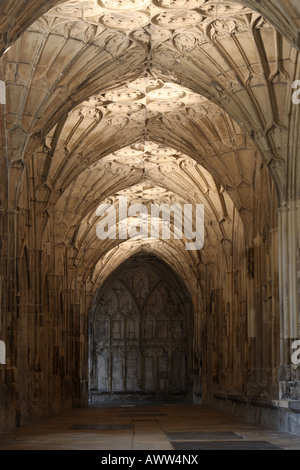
<box><xmin>278</xmin><ymin>201</ymin><xmax>300</xmax><ymax>400</ymax></box>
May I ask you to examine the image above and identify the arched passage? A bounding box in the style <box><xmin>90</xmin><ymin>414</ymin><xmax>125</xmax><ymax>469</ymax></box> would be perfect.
<box><xmin>0</xmin><ymin>0</ymin><xmax>299</xmax><ymax>437</ymax></box>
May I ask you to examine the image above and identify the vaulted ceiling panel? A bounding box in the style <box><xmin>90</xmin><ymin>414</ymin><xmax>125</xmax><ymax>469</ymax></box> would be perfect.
<box><xmin>0</xmin><ymin>0</ymin><xmax>289</xmax><ymax>284</ymax></box>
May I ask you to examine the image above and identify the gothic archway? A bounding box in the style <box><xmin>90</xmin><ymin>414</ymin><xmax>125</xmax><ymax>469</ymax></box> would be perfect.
<box><xmin>88</xmin><ymin>254</ymin><xmax>194</xmax><ymax>404</ymax></box>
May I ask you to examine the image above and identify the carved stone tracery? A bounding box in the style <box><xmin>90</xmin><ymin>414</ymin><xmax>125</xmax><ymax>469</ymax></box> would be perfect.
<box><xmin>89</xmin><ymin>257</ymin><xmax>193</xmax><ymax>402</ymax></box>
<box><xmin>0</xmin><ymin>0</ymin><xmax>299</xmax><ymax>436</ymax></box>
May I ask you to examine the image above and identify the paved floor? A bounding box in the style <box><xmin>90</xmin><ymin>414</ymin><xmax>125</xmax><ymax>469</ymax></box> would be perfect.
<box><xmin>0</xmin><ymin>404</ymin><xmax>299</xmax><ymax>451</ymax></box>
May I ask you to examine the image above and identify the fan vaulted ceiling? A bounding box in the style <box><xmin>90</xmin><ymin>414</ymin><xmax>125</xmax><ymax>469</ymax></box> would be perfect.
<box><xmin>1</xmin><ymin>0</ymin><xmax>296</xmax><ymax>286</ymax></box>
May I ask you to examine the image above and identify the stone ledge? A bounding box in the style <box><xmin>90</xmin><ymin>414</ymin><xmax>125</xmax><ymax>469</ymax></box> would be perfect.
<box><xmin>212</xmin><ymin>392</ymin><xmax>227</xmax><ymax>400</ymax></box>
<box><xmin>227</xmin><ymin>393</ymin><xmax>248</xmax><ymax>404</ymax></box>
<box><xmin>213</xmin><ymin>393</ymin><xmax>300</xmax><ymax>417</ymax></box>
<box><xmin>288</xmin><ymin>401</ymin><xmax>300</xmax><ymax>413</ymax></box>
<box><xmin>212</xmin><ymin>392</ymin><xmax>280</xmax><ymax>409</ymax></box>
<box><xmin>248</xmin><ymin>397</ymin><xmax>279</xmax><ymax>409</ymax></box>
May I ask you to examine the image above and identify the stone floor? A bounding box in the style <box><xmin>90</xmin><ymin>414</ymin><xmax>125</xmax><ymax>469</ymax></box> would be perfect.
<box><xmin>0</xmin><ymin>404</ymin><xmax>299</xmax><ymax>451</ymax></box>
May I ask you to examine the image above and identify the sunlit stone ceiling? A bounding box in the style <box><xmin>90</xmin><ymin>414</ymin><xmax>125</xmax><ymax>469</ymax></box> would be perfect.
<box><xmin>2</xmin><ymin>0</ymin><xmax>294</xmax><ymax>285</ymax></box>
<box><xmin>1</xmin><ymin>0</ymin><xmax>300</xmax><ymax>55</ymax></box>
<box><xmin>41</xmin><ymin>74</ymin><xmax>256</xmax><ymax>282</ymax></box>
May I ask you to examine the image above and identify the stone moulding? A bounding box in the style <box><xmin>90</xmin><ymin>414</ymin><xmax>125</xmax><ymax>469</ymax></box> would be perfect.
<box><xmin>0</xmin><ymin>341</ymin><xmax>6</xmax><ymax>365</ymax></box>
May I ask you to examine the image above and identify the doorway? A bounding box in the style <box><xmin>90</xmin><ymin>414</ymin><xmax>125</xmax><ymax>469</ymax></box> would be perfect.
<box><xmin>88</xmin><ymin>255</ymin><xmax>194</xmax><ymax>405</ymax></box>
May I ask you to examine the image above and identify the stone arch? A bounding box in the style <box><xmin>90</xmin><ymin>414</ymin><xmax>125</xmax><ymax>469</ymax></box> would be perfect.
<box><xmin>0</xmin><ymin>0</ymin><xmax>299</xmax><ymax>435</ymax></box>
<box><xmin>1</xmin><ymin>0</ymin><xmax>297</xmax><ymax>206</ymax></box>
